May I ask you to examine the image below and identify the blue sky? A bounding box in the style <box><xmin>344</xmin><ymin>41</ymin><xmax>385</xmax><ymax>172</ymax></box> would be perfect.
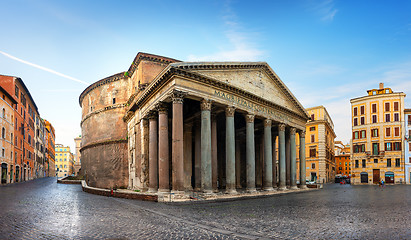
<box><xmin>1</xmin><ymin>0</ymin><xmax>411</xmax><ymax>150</ymax></box>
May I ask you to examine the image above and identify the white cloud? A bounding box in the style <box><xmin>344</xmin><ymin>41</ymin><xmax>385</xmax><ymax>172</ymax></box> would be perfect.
<box><xmin>307</xmin><ymin>0</ymin><xmax>338</xmax><ymax>22</ymax></box>
<box><xmin>187</xmin><ymin>1</ymin><xmax>264</xmax><ymax>62</ymax></box>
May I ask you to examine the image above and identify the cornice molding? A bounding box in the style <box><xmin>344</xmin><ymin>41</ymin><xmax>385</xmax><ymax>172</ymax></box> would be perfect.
<box><xmin>81</xmin><ymin>103</ymin><xmax>126</xmax><ymax>126</ymax></box>
<box><xmin>80</xmin><ymin>138</ymin><xmax>127</xmax><ymax>152</ymax></box>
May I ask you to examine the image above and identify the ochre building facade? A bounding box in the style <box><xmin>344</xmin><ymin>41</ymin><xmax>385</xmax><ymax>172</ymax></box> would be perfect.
<box><xmin>350</xmin><ymin>83</ymin><xmax>406</xmax><ymax>184</ymax></box>
<box><xmin>80</xmin><ymin>53</ymin><xmax>310</xmax><ymax>197</ymax></box>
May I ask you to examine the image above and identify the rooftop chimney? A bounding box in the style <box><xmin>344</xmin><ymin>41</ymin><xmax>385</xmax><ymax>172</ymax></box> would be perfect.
<box><xmin>379</xmin><ymin>83</ymin><xmax>384</xmax><ymax>89</ymax></box>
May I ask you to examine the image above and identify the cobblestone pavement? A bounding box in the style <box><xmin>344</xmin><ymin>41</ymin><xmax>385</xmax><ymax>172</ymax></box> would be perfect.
<box><xmin>0</xmin><ymin>178</ymin><xmax>410</xmax><ymax>239</ymax></box>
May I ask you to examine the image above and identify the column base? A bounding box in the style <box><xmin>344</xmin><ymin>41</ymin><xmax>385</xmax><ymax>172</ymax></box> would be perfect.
<box><xmin>147</xmin><ymin>188</ymin><xmax>158</xmax><ymax>193</ymax></box>
<box><xmin>278</xmin><ymin>186</ymin><xmax>287</xmax><ymax>191</ymax></box>
<box><xmin>263</xmin><ymin>187</ymin><xmax>275</xmax><ymax>191</ymax></box>
<box><xmin>202</xmin><ymin>190</ymin><xmax>215</xmax><ymax>196</ymax></box>
<box><xmin>246</xmin><ymin>188</ymin><xmax>257</xmax><ymax>193</ymax></box>
<box><xmin>290</xmin><ymin>185</ymin><xmax>298</xmax><ymax>190</ymax></box>
<box><xmin>158</xmin><ymin>188</ymin><xmax>170</xmax><ymax>193</ymax></box>
<box><xmin>299</xmin><ymin>185</ymin><xmax>308</xmax><ymax>189</ymax></box>
<box><xmin>225</xmin><ymin>188</ymin><xmax>237</xmax><ymax>194</ymax></box>
<box><xmin>213</xmin><ymin>188</ymin><xmax>219</xmax><ymax>193</ymax></box>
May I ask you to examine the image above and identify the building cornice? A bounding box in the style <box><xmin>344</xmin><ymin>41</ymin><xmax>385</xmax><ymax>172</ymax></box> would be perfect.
<box><xmin>350</xmin><ymin>92</ymin><xmax>406</xmax><ymax>103</ymax></box>
<box><xmin>81</xmin><ymin>103</ymin><xmax>126</xmax><ymax>127</ymax></box>
<box><xmin>127</xmin><ymin>52</ymin><xmax>181</xmax><ymax>78</ymax></box>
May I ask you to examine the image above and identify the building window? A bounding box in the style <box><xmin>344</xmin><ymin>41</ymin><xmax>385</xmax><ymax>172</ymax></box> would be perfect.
<box><xmin>394</xmin><ymin>102</ymin><xmax>398</xmax><ymax>111</ymax></box>
<box><xmin>310</xmin><ymin>126</ymin><xmax>315</xmax><ymax>131</ymax></box>
<box><xmin>2</xmin><ymin>108</ymin><xmax>5</xmax><ymax>118</ymax></box>
<box><xmin>361</xmin><ymin>130</ymin><xmax>366</xmax><ymax>138</ymax></box>
<box><xmin>372</xmin><ymin>104</ymin><xmax>377</xmax><ymax>113</ymax></box>
<box><xmin>386</xmin><ymin>127</ymin><xmax>391</xmax><ymax>137</ymax></box>
<box><xmin>309</xmin><ymin>148</ymin><xmax>316</xmax><ymax>157</ymax></box>
<box><xmin>385</xmin><ymin>142</ymin><xmax>392</xmax><ymax>151</ymax></box>
<box><xmin>394</xmin><ymin>127</ymin><xmax>399</xmax><ymax>137</ymax></box>
<box><xmin>387</xmin><ymin>159</ymin><xmax>391</xmax><ymax>167</ymax></box>
<box><xmin>360</xmin><ymin>117</ymin><xmax>365</xmax><ymax>125</ymax></box>
<box><xmin>394</xmin><ymin>113</ymin><xmax>399</xmax><ymax>122</ymax></box>
<box><xmin>312</xmin><ymin>163</ymin><xmax>315</xmax><ymax>169</ymax></box>
<box><xmin>360</xmin><ymin>106</ymin><xmax>365</xmax><ymax>115</ymax></box>
<box><xmin>1</xmin><ymin>127</ymin><xmax>4</xmax><ymax>139</ymax></box>
<box><xmin>372</xmin><ymin>143</ymin><xmax>379</xmax><ymax>155</ymax></box>
<box><xmin>395</xmin><ymin>158</ymin><xmax>400</xmax><ymax>167</ymax></box>
<box><xmin>112</xmin><ymin>98</ymin><xmax>116</xmax><ymax>104</ymax></box>
<box><xmin>311</xmin><ymin>114</ymin><xmax>314</xmax><ymax>121</ymax></box>
<box><xmin>15</xmin><ymin>85</ymin><xmax>19</xmax><ymax>97</ymax></box>
<box><xmin>354</xmin><ymin>118</ymin><xmax>358</xmax><ymax>126</ymax></box>
<box><xmin>385</xmin><ymin>102</ymin><xmax>390</xmax><ymax>112</ymax></box>
<box><xmin>362</xmin><ymin>159</ymin><xmax>366</xmax><ymax>168</ymax></box>
<box><xmin>372</xmin><ymin>115</ymin><xmax>377</xmax><ymax>123</ymax></box>
<box><xmin>374</xmin><ymin>159</ymin><xmax>378</xmax><ymax>163</ymax></box>
<box><xmin>311</xmin><ymin>135</ymin><xmax>315</xmax><ymax>143</ymax></box>
<box><xmin>408</xmin><ymin>115</ymin><xmax>411</xmax><ymax>125</ymax></box>
<box><xmin>393</xmin><ymin>142</ymin><xmax>401</xmax><ymax>151</ymax></box>
<box><xmin>353</xmin><ymin>107</ymin><xmax>358</xmax><ymax>116</ymax></box>
<box><xmin>353</xmin><ymin>131</ymin><xmax>359</xmax><ymax>139</ymax></box>
<box><xmin>409</xmin><ymin>157</ymin><xmax>411</xmax><ymax>163</ymax></box>
<box><xmin>385</xmin><ymin>114</ymin><xmax>390</xmax><ymax>122</ymax></box>
<box><xmin>371</xmin><ymin>129</ymin><xmax>378</xmax><ymax>137</ymax></box>
<box><xmin>355</xmin><ymin>160</ymin><xmax>359</xmax><ymax>168</ymax></box>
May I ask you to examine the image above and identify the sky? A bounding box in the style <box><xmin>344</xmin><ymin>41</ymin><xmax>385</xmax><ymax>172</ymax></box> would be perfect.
<box><xmin>1</xmin><ymin>0</ymin><xmax>411</xmax><ymax>151</ymax></box>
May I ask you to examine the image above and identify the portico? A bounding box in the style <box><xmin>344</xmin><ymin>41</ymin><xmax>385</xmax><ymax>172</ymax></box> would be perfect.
<box><xmin>125</xmin><ymin>62</ymin><xmax>309</xmax><ymax>196</ymax></box>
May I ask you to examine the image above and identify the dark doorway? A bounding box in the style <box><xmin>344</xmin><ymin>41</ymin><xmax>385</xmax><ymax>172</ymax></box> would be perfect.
<box><xmin>1</xmin><ymin>163</ymin><xmax>7</xmax><ymax>184</ymax></box>
<box><xmin>360</xmin><ymin>172</ymin><xmax>368</xmax><ymax>183</ymax></box>
<box><xmin>385</xmin><ymin>172</ymin><xmax>394</xmax><ymax>183</ymax></box>
<box><xmin>373</xmin><ymin>169</ymin><xmax>380</xmax><ymax>184</ymax></box>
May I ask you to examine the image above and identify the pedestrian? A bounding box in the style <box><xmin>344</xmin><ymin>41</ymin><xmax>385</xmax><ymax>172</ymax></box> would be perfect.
<box><xmin>381</xmin><ymin>179</ymin><xmax>384</xmax><ymax>188</ymax></box>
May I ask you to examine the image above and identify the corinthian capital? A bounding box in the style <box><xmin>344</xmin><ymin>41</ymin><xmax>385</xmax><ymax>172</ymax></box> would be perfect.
<box><xmin>290</xmin><ymin>127</ymin><xmax>296</xmax><ymax>135</ymax></box>
<box><xmin>264</xmin><ymin>119</ymin><xmax>272</xmax><ymax>127</ymax></box>
<box><xmin>245</xmin><ymin>114</ymin><xmax>255</xmax><ymax>123</ymax></box>
<box><xmin>225</xmin><ymin>106</ymin><xmax>235</xmax><ymax>117</ymax></box>
<box><xmin>200</xmin><ymin>99</ymin><xmax>212</xmax><ymax>111</ymax></box>
<box><xmin>278</xmin><ymin>123</ymin><xmax>286</xmax><ymax>132</ymax></box>
<box><xmin>171</xmin><ymin>90</ymin><xmax>186</xmax><ymax>104</ymax></box>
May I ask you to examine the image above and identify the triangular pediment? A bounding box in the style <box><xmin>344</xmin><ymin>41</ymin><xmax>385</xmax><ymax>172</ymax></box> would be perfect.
<box><xmin>171</xmin><ymin>62</ymin><xmax>308</xmax><ymax>119</ymax></box>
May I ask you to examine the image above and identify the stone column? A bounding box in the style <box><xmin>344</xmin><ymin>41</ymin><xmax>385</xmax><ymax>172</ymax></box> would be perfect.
<box><xmin>158</xmin><ymin>103</ymin><xmax>169</xmax><ymax>193</ymax></box>
<box><xmin>278</xmin><ymin>124</ymin><xmax>286</xmax><ymax>190</ymax></box>
<box><xmin>171</xmin><ymin>90</ymin><xmax>185</xmax><ymax>192</ymax></box>
<box><xmin>211</xmin><ymin>114</ymin><xmax>218</xmax><ymax>192</ymax></box>
<box><xmin>148</xmin><ymin>111</ymin><xmax>158</xmax><ymax>192</ymax></box>
<box><xmin>225</xmin><ymin>106</ymin><xmax>236</xmax><ymax>194</ymax></box>
<box><xmin>263</xmin><ymin>119</ymin><xmax>274</xmax><ymax>191</ymax></box>
<box><xmin>286</xmin><ymin>128</ymin><xmax>291</xmax><ymax>187</ymax></box>
<box><xmin>299</xmin><ymin>130</ymin><xmax>307</xmax><ymax>189</ymax></box>
<box><xmin>194</xmin><ymin>121</ymin><xmax>201</xmax><ymax>191</ymax></box>
<box><xmin>183</xmin><ymin>122</ymin><xmax>193</xmax><ymax>191</ymax></box>
<box><xmin>201</xmin><ymin>99</ymin><xmax>213</xmax><ymax>194</ymax></box>
<box><xmin>245</xmin><ymin>114</ymin><xmax>256</xmax><ymax>192</ymax></box>
<box><xmin>290</xmin><ymin>127</ymin><xmax>298</xmax><ymax>189</ymax></box>
<box><xmin>140</xmin><ymin>118</ymin><xmax>149</xmax><ymax>191</ymax></box>
<box><xmin>272</xmin><ymin>133</ymin><xmax>277</xmax><ymax>189</ymax></box>
<box><xmin>235</xmin><ymin>136</ymin><xmax>241</xmax><ymax>189</ymax></box>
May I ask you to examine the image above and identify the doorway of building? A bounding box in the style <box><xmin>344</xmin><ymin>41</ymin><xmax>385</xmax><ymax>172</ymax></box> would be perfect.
<box><xmin>311</xmin><ymin>172</ymin><xmax>317</xmax><ymax>182</ymax></box>
<box><xmin>1</xmin><ymin>163</ymin><xmax>7</xmax><ymax>184</ymax></box>
<box><xmin>15</xmin><ymin>166</ymin><xmax>20</xmax><ymax>182</ymax></box>
<box><xmin>360</xmin><ymin>172</ymin><xmax>368</xmax><ymax>183</ymax></box>
<box><xmin>373</xmin><ymin>169</ymin><xmax>380</xmax><ymax>184</ymax></box>
<box><xmin>385</xmin><ymin>172</ymin><xmax>394</xmax><ymax>183</ymax></box>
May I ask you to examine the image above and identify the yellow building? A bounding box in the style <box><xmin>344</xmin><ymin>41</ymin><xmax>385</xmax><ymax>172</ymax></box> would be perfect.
<box><xmin>55</xmin><ymin>144</ymin><xmax>75</xmax><ymax>178</ymax></box>
<box><xmin>305</xmin><ymin>106</ymin><xmax>336</xmax><ymax>183</ymax></box>
<box><xmin>350</xmin><ymin>83</ymin><xmax>406</xmax><ymax>184</ymax></box>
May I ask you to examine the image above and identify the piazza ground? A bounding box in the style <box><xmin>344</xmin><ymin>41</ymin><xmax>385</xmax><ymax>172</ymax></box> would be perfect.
<box><xmin>0</xmin><ymin>178</ymin><xmax>410</xmax><ymax>239</ymax></box>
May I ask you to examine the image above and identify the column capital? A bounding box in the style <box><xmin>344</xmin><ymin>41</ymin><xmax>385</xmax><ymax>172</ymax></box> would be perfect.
<box><xmin>264</xmin><ymin>119</ymin><xmax>272</xmax><ymax>127</ymax></box>
<box><xmin>147</xmin><ymin>110</ymin><xmax>157</xmax><ymax>119</ymax></box>
<box><xmin>299</xmin><ymin>130</ymin><xmax>306</xmax><ymax>137</ymax></box>
<box><xmin>156</xmin><ymin>102</ymin><xmax>168</xmax><ymax>114</ymax></box>
<box><xmin>171</xmin><ymin>90</ymin><xmax>186</xmax><ymax>104</ymax></box>
<box><xmin>200</xmin><ymin>99</ymin><xmax>212</xmax><ymax>111</ymax></box>
<box><xmin>245</xmin><ymin>114</ymin><xmax>255</xmax><ymax>123</ymax></box>
<box><xmin>278</xmin><ymin>123</ymin><xmax>286</xmax><ymax>132</ymax></box>
<box><xmin>290</xmin><ymin>127</ymin><xmax>296</xmax><ymax>135</ymax></box>
<box><xmin>225</xmin><ymin>106</ymin><xmax>235</xmax><ymax>117</ymax></box>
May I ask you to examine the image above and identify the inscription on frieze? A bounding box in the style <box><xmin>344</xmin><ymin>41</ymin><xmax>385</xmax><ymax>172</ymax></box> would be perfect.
<box><xmin>213</xmin><ymin>90</ymin><xmax>290</xmax><ymax>121</ymax></box>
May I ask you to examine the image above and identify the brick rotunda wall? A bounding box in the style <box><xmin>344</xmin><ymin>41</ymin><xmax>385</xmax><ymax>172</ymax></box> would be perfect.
<box><xmin>79</xmin><ymin>73</ymin><xmax>130</xmax><ymax>189</ymax></box>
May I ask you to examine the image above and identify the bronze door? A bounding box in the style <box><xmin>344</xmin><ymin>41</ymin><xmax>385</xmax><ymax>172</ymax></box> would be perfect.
<box><xmin>373</xmin><ymin>169</ymin><xmax>380</xmax><ymax>184</ymax></box>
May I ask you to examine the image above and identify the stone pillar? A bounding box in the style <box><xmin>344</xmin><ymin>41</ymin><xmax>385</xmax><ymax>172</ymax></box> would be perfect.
<box><xmin>286</xmin><ymin>128</ymin><xmax>291</xmax><ymax>187</ymax></box>
<box><xmin>141</xmin><ymin>118</ymin><xmax>149</xmax><ymax>191</ymax></box>
<box><xmin>211</xmin><ymin>114</ymin><xmax>218</xmax><ymax>192</ymax></box>
<box><xmin>278</xmin><ymin>124</ymin><xmax>286</xmax><ymax>190</ymax></box>
<box><xmin>235</xmin><ymin>136</ymin><xmax>241</xmax><ymax>189</ymax></box>
<box><xmin>263</xmin><ymin>119</ymin><xmax>273</xmax><ymax>191</ymax></box>
<box><xmin>183</xmin><ymin>122</ymin><xmax>193</xmax><ymax>191</ymax></box>
<box><xmin>148</xmin><ymin>111</ymin><xmax>158</xmax><ymax>192</ymax></box>
<box><xmin>299</xmin><ymin>130</ymin><xmax>307</xmax><ymax>189</ymax></box>
<box><xmin>194</xmin><ymin>121</ymin><xmax>201</xmax><ymax>191</ymax></box>
<box><xmin>225</xmin><ymin>106</ymin><xmax>236</xmax><ymax>194</ymax></box>
<box><xmin>158</xmin><ymin>103</ymin><xmax>169</xmax><ymax>193</ymax></box>
<box><xmin>200</xmin><ymin>99</ymin><xmax>213</xmax><ymax>194</ymax></box>
<box><xmin>245</xmin><ymin>114</ymin><xmax>256</xmax><ymax>192</ymax></box>
<box><xmin>290</xmin><ymin>127</ymin><xmax>298</xmax><ymax>189</ymax></box>
<box><xmin>272</xmin><ymin>133</ymin><xmax>277</xmax><ymax>189</ymax></box>
<box><xmin>171</xmin><ymin>90</ymin><xmax>185</xmax><ymax>192</ymax></box>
